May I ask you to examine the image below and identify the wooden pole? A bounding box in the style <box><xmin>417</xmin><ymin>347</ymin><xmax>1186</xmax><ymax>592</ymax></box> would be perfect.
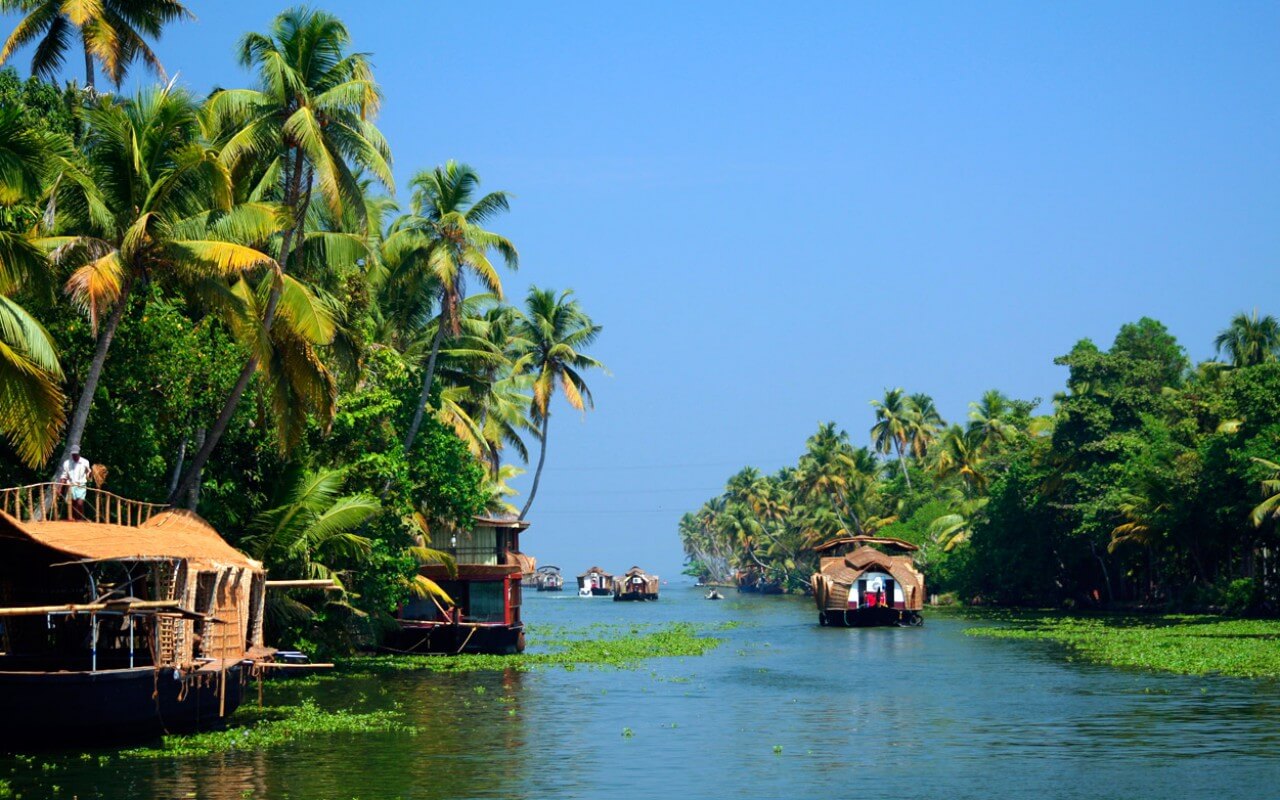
<box><xmin>0</xmin><ymin>600</ymin><xmax>184</xmax><ymax>617</ymax></box>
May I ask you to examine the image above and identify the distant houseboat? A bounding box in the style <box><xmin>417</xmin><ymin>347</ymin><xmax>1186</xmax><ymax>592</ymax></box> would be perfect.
<box><xmin>735</xmin><ymin>568</ymin><xmax>783</xmax><ymax>595</ymax></box>
<box><xmin>810</xmin><ymin>536</ymin><xmax>925</xmax><ymax>627</ymax></box>
<box><xmin>535</xmin><ymin>566</ymin><xmax>564</xmax><ymax>592</ymax></box>
<box><xmin>387</xmin><ymin>516</ymin><xmax>532</xmax><ymax>655</ymax></box>
<box><xmin>577</xmin><ymin>567</ymin><xmax>613</xmax><ymax>597</ymax></box>
<box><xmin>613</xmin><ymin>567</ymin><xmax>659</xmax><ymax>601</ymax></box>
<box><xmin>0</xmin><ymin>483</ymin><xmax>276</xmax><ymax>744</ymax></box>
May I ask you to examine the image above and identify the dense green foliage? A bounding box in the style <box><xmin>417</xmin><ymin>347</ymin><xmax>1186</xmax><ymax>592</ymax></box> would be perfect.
<box><xmin>682</xmin><ymin>316</ymin><xmax>1280</xmax><ymax>613</ymax></box>
<box><xmin>0</xmin><ymin>6</ymin><xmax>605</xmax><ymax>654</ymax></box>
<box><xmin>965</xmin><ymin>613</ymin><xmax>1280</xmax><ymax>678</ymax></box>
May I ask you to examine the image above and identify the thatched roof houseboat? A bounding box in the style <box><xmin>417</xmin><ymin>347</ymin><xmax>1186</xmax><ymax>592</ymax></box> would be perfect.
<box><xmin>0</xmin><ymin>483</ymin><xmax>275</xmax><ymax>743</ymax></box>
<box><xmin>387</xmin><ymin>515</ymin><xmax>532</xmax><ymax>655</ymax></box>
<box><xmin>535</xmin><ymin>565</ymin><xmax>563</xmax><ymax>592</ymax></box>
<box><xmin>577</xmin><ymin>566</ymin><xmax>613</xmax><ymax>597</ymax></box>
<box><xmin>613</xmin><ymin>567</ymin><xmax>659</xmax><ymax>601</ymax></box>
<box><xmin>810</xmin><ymin>536</ymin><xmax>925</xmax><ymax>627</ymax></box>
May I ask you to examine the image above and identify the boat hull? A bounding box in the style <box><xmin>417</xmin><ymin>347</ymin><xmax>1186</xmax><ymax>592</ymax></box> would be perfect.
<box><xmin>819</xmin><ymin>608</ymin><xmax>923</xmax><ymax>628</ymax></box>
<box><xmin>536</xmin><ymin>584</ymin><xmax>563</xmax><ymax>592</ymax></box>
<box><xmin>384</xmin><ymin>623</ymin><xmax>525</xmax><ymax>655</ymax></box>
<box><xmin>612</xmin><ymin>592</ymin><xmax>658</xmax><ymax>602</ymax></box>
<box><xmin>0</xmin><ymin>664</ymin><xmax>245</xmax><ymax>746</ymax></box>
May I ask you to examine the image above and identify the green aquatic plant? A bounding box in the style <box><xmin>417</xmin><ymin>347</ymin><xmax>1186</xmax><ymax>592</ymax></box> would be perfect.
<box><xmin>116</xmin><ymin>700</ymin><xmax>415</xmax><ymax>760</ymax></box>
<box><xmin>965</xmin><ymin>614</ymin><xmax>1280</xmax><ymax>678</ymax></box>
<box><xmin>339</xmin><ymin>621</ymin><xmax>730</xmax><ymax>674</ymax></box>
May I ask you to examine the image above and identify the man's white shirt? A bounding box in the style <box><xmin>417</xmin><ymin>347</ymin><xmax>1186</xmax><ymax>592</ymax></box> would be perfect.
<box><xmin>60</xmin><ymin>458</ymin><xmax>92</xmax><ymax>486</ymax></box>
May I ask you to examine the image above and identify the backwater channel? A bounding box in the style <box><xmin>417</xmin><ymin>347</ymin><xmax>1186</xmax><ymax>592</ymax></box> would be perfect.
<box><xmin>4</xmin><ymin>588</ymin><xmax>1280</xmax><ymax>799</ymax></box>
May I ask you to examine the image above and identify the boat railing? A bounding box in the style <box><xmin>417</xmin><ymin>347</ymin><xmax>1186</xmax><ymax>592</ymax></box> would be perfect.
<box><xmin>0</xmin><ymin>483</ymin><xmax>167</xmax><ymax>526</ymax></box>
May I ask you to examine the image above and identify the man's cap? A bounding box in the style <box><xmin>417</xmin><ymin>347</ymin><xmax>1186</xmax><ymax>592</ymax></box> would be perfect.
<box><xmin>70</xmin><ymin>445</ymin><xmax>80</xmax><ymax>455</ymax></box>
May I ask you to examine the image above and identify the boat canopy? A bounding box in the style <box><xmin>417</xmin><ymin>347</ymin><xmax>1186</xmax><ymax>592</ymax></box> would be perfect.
<box><xmin>0</xmin><ymin>508</ymin><xmax>260</xmax><ymax>571</ymax></box>
<box><xmin>814</xmin><ymin>535</ymin><xmax>919</xmax><ymax>553</ymax></box>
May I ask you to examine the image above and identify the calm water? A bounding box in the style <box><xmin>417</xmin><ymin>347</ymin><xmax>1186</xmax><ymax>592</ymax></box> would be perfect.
<box><xmin>6</xmin><ymin>589</ymin><xmax>1280</xmax><ymax>799</ymax></box>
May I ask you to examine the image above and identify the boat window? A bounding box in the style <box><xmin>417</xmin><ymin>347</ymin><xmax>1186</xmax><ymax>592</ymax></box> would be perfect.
<box><xmin>469</xmin><ymin>582</ymin><xmax>506</xmax><ymax>623</ymax></box>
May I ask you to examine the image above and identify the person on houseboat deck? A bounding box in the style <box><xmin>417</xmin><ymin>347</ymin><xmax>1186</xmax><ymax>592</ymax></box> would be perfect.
<box><xmin>57</xmin><ymin>445</ymin><xmax>92</xmax><ymax>520</ymax></box>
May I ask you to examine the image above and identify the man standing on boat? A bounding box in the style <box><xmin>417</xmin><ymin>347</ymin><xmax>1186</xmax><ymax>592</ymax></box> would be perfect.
<box><xmin>57</xmin><ymin>445</ymin><xmax>92</xmax><ymax>521</ymax></box>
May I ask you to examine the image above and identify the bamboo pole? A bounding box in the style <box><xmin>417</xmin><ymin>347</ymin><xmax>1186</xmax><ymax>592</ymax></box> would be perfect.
<box><xmin>264</xmin><ymin>579</ymin><xmax>341</xmax><ymax>590</ymax></box>
<box><xmin>0</xmin><ymin>600</ymin><xmax>184</xmax><ymax>617</ymax></box>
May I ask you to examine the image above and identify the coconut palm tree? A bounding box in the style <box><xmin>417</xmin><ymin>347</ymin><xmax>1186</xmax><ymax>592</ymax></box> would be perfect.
<box><xmin>908</xmin><ymin>392</ymin><xmax>943</xmax><ymax>459</ymax></box>
<box><xmin>171</xmin><ymin>7</ymin><xmax>392</xmax><ymax>504</ymax></box>
<box><xmin>1250</xmin><ymin>457</ymin><xmax>1280</xmax><ymax>528</ymax></box>
<box><xmin>1215</xmin><ymin>310</ymin><xmax>1280</xmax><ymax>368</ymax></box>
<box><xmin>934</xmin><ymin>424</ymin><xmax>987</xmax><ymax>493</ymax></box>
<box><xmin>48</xmin><ymin>84</ymin><xmax>276</xmax><ymax>475</ymax></box>
<box><xmin>243</xmin><ymin>466</ymin><xmax>378</xmax><ymax>590</ymax></box>
<box><xmin>0</xmin><ymin>0</ymin><xmax>192</xmax><ymax>91</ymax></box>
<box><xmin>870</xmin><ymin>388</ymin><xmax>917</xmax><ymax>490</ymax></box>
<box><xmin>517</xmin><ymin>286</ymin><xmax>604</xmax><ymax>520</ymax></box>
<box><xmin>967</xmin><ymin>389</ymin><xmax>1018</xmax><ymax>453</ymax></box>
<box><xmin>0</xmin><ymin>105</ymin><xmax>65</xmax><ymax>465</ymax></box>
<box><xmin>381</xmin><ymin>161</ymin><xmax>517</xmax><ymax>466</ymax></box>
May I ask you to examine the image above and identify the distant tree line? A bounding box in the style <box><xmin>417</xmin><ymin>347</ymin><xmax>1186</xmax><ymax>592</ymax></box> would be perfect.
<box><xmin>681</xmin><ymin>314</ymin><xmax>1280</xmax><ymax>614</ymax></box>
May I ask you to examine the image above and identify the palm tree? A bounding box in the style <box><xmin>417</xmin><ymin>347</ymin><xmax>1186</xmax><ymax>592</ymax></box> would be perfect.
<box><xmin>48</xmin><ymin>84</ymin><xmax>275</xmax><ymax>474</ymax></box>
<box><xmin>967</xmin><ymin>389</ymin><xmax>1017</xmax><ymax>452</ymax></box>
<box><xmin>1250</xmin><ymin>457</ymin><xmax>1280</xmax><ymax>528</ymax></box>
<box><xmin>0</xmin><ymin>105</ymin><xmax>65</xmax><ymax>465</ymax></box>
<box><xmin>243</xmin><ymin>466</ymin><xmax>378</xmax><ymax>590</ymax></box>
<box><xmin>870</xmin><ymin>388</ymin><xmax>918</xmax><ymax>490</ymax></box>
<box><xmin>171</xmin><ymin>7</ymin><xmax>392</xmax><ymax>504</ymax></box>
<box><xmin>381</xmin><ymin>161</ymin><xmax>517</xmax><ymax>467</ymax></box>
<box><xmin>433</xmin><ymin>299</ymin><xmax>535</xmax><ymax>474</ymax></box>
<box><xmin>517</xmin><ymin>286</ymin><xmax>604</xmax><ymax>520</ymax></box>
<box><xmin>934</xmin><ymin>424</ymin><xmax>987</xmax><ymax>493</ymax></box>
<box><xmin>1215</xmin><ymin>310</ymin><xmax>1280</xmax><ymax>368</ymax></box>
<box><xmin>907</xmin><ymin>391</ymin><xmax>943</xmax><ymax>461</ymax></box>
<box><xmin>0</xmin><ymin>0</ymin><xmax>192</xmax><ymax>91</ymax></box>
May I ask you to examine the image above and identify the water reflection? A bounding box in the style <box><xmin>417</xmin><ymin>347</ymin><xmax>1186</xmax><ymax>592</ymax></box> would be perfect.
<box><xmin>2</xmin><ymin>590</ymin><xmax>1279</xmax><ymax>799</ymax></box>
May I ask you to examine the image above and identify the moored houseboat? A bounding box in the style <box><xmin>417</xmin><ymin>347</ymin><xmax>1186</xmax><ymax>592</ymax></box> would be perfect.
<box><xmin>577</xmin><ymin>567</ymin><xmax>613</xmax><ymax>597</ymax></box>
<box><xmin>735</xmin><ymin>567</ymin><xmax>783</xmax><ymax>595</ymax></box>
<box><xmin>810</xmin><ymin>536</ymin><xmax>925</xmax><ymax>627</ymax></box>
<box><xmin>535</xmin><ymin>565</ymin><xmax>564</xmax><ymax>592</ymax></box>
<box><xmin>386</xmin><ymin>515</ymin><xmax>532</xmax><ymax>655</ymax></box>
<box><xmin>613</xmin><ymin>567</ymin><xmax>659</xmax><ymax>601</ymax></box>
<box><xmin>0</xmin><ymin>483</ymin><xmax>276</xmax><ymax>744</ymax></box>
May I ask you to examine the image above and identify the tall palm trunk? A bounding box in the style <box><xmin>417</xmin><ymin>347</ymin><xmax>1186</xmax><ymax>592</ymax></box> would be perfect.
<box><xmin>518</xmin><ymin>411</ymin><xmax>550</xmax><ymax>520</ymax></box>
<box><xmin>381</xmin><ymin>316</ymin><xmax>448</xmax><ymax>497</ymax></box>
<box><xmin>82</xmin><ymin>38</ymin><xmax>94</xmax><ymax>92</ymax></box>
<box><xmin>894</xmin><ymin>439</ymin><xmax>913</xmax><ymax>491</ymax></box>
<box><xmin>168</xmin><ymin>149</ymin><xmax>307</xmax><ymax>506</ymax></box>
<box><xmin>50</xmin><ymin>274</ymin><xmax>134</xmax><ymax>478</ymax></box>
<box><xmin>401</xmin><ymin>313</ymin><xmax>448</xmax><ymax>454</ymax></box>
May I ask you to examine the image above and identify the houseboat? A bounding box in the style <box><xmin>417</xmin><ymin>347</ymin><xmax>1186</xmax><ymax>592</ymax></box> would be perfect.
<box><xmin>516</xmin><ymin>552</ymin><xmax>539</xmax><ymax>588</ymax></box>
<box><xmin>735</xmin><ymin>567</ymin><xmax>783</xmax><ymax>595</ymax></box>
<box><xmin>810</xmin><ymin>536</ymin><xmax>925</xmax><ymax>627</ymax></box>
<box><xmin>613</xmin><ymin>567</ymin><xmax>659</xmax><ymax>601</ymax></box>
<box><xmin>0</xmin><ymin>483</ymin><xmax>275</xmax><ymax>744</ymax></box>
<box><xmin>535</xmin><ymin>565</ymin><xmax>564</xmax><ymax>592</ymax></box>
<box><xmin>577</xmin><ymin>567</ymin><xmax>613</xmax><ymax>597</ymax></box>
<box><xmin>386</xmin><ymin>515</ymin><xmax>532</xmax><ymax>655</ymax></box>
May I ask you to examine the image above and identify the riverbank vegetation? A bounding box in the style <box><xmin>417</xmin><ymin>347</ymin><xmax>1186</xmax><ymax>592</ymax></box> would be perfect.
<box><xmin>681</xmin><ymin>316</ymin><xmax>1280</xmax><ymax>614</ymax></box>
<box><xmin>0</xmin><ymin>6</ymin><xmax>605</xmax><ymax>654</ymax></box>
<box><xmin>965</xmin><ymin>613</ymin><xmax>1280</xmax><ymax>678</ymax></box>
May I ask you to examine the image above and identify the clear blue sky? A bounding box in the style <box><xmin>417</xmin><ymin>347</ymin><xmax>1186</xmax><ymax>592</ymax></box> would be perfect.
<box><xmin>4</xmin><ymin>2</ymin><xmax>1278</xmax><ymax>580</ymax></box>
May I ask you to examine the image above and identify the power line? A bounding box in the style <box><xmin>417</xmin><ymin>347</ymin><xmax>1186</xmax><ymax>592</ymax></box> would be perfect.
<box><xmin>544</xmin><ymin>458</ymin><xmax>796</xmax><ymax>472</ymax></box>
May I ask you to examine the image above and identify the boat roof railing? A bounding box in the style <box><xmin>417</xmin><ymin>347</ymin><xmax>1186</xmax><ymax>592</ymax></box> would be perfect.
<box><xmin>814</xmin><ymin>535</ymin><xmax>920</xmax><ymax>553</ymax></box>
<box><xmin>0</xmin><ymin>483</ymin><xmax>167</xmax><ymax>527</ymax></box>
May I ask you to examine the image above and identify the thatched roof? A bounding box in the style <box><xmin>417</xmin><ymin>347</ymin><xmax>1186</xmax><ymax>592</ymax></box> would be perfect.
<box><xmin>578</xmin><ymin>566</ymin><xmax>612</xmax><ymax>578</ymax></box>
<box><xmin>473</xmin><ymin>515</ymin><xmax>531</xmax><ymax>530</ymax></box>
<box><xmin>506</xmin><ymin>551</ymin><xmax>537</xmax><ymax>575</ymax></box>
<box><xmin>0</xmin><ymin>508</ymin><xmax>260</xmax><ymax>571</ymax></box>
<box><xmin>815</xmin><ymin>545</ymin><xmax>925</xmax><ymax>610</ymax></box>
<box><xmin>622</xmin><ymin>566</ymin><xmax>651</xmax><ymax>578</ymax></box>
<box><xmin>814</xmin><ymin>535</ymin><xmax>919</xmax><ymax>553</ymax></box>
